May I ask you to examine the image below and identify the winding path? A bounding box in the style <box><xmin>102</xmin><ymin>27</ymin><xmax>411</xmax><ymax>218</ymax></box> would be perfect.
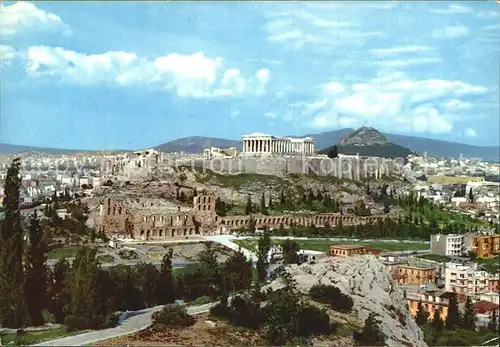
<box><xmin>33</xmin><ymin>302</ymin><xmax>217</xmax><ymax>346</ymax></box>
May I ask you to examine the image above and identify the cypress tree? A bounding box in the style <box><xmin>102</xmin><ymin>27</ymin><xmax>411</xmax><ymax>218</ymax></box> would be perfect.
<box><xmin>49</xmin><ymin>259</ymin><xmax>71</xmax><ymax>323</ymax></box>
<box><xmin>245</xmin><ymin>195</ymin><xmax>252</xmax><ymax>215</ymax></box>
<box><xmin>445</xmin><ymin>294</ymin><xmax>461</xmax><ymax>330</ymax></box>
<box><xmin>461</xmin><ymin>296</ymin><xmax>476</xmax><ymax>330</ymax></box>
<box><xmin>24</xmin><ymin>211</ymin><xmax>48</xmax><ymax>326</ymax></box>
<box><xmin>156</xmin><ymin>248</ymin><xmax>175</xmax><ymax>304</ymax></box>
<box><xmin>260</xmin><ymin>193</ymin><xmax>266</xmax><ymax>213</ymax></box>
<box><xmin>415</xmin><ymin>301</ymin><xmax>429</xmax><ymax>327</ymax></box>
<box><xmin>431</xmin><ymin>310</ymin><xmax>444</xmax><ymax>331</ymax></box>
<box><xmin>268</xmin><ymin>194</ymin><xmax>273</xmax><ymax>210</ymax></box>
<box><xmin>0</xmin><ymin>158</ymin><xmax>27</xmax><ymax>328</ymax></box>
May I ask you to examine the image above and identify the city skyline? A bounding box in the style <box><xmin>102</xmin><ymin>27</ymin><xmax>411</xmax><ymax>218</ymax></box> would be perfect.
<box><xmin>1</xmin><ymin>1</ymin><xmax>499</xmax><ymax>150</ymax></box>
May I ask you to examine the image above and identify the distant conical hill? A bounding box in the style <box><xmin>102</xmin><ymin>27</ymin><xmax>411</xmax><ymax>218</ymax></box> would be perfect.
<box><xmin>319</xmin><ymin>126</ymin><xmax>414</xmax><ymax>158</ymax></box>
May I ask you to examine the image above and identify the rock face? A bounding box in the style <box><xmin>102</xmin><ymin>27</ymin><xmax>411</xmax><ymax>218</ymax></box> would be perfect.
<box><xmin>338</xmin><ymin>126</ymin><xmax>388</xmax><ymax>146</ymax></box>
<box><xmin>265</xmin><ymin>256</ymin><xmax>428</xmax><ymax>347</ymax></box>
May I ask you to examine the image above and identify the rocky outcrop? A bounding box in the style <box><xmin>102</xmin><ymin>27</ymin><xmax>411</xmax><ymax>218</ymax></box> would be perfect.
<box><xmin>338</xmin><ymin>126</ymin><xmax>388</xmax><ymax>146</ymax></box>
<box><xmin>264</xmin><ymin>255</ymin><xmax>427</xmax><ymax>347</ymax></box>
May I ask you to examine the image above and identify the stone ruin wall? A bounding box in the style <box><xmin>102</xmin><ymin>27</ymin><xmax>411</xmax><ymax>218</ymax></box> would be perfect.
<box><xmin>181</xmin><ymin>156</ymin><xmax>402</xmax><ymax>179</ymax></box>
<box><xmin>100</xmin><ymin>193</ymin><xmax>388</xmax><ymax>241</ymax></box>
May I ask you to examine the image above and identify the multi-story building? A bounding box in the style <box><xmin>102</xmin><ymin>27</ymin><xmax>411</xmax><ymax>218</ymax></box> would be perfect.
<box><xmin>473</xmin><ymin>234</ymin><xmax>500</xmax><ymax>259</ymax></box>
<box><xmin>407</xmin><ymin>290</ymin><xmax>461</xmax><ymax>322</ymax></box>
<box><xmin>329</xmin><ymin>244</ymin><xmax>380</xmax><ymax>257</ymax></box>
<box><xmin>430</xmin><ymin>234</ymin><xmax>466</xmax><ymax>257</ymax></box>
<box><xmin>488</xmin><ymin>273</ymin><xmax>500</xmax><ymax>293</ymax></box>
<box><xmin>445</xmin><ymin>263</ymin><xmax>490</xmax><ymax>294</ymax></box>
<box><xmin>394</xmin><ymin>264</ymin><xmax>436</xmax><ymax>285</ymax></box>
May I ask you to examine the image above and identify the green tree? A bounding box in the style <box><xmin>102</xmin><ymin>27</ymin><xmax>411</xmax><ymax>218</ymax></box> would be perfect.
<box><xmin>281</xmin><ymin>239</ymin><xmax>299</xmax><ymax>265</ymax></box>
<box><xmin>468</xmin><ymin>188</ymin><xmax>474</xmax><ymax>203</ymax></box>
<box><xmin>280</xmin><ymin>189</ymin><xmax>286</xmax><ymax>206</ymax></box>
<box><xmin>326</xmin><ymin>146</ymin><xmax>338</xmax><ymax>159</ymax></box>
<box><xmin>415</xmin><ymin>301</ymin><xmax>429</xmax><ymax>327</ymax></box>
<box><xmin>0</xmin><ymin>158</ymin><xmax>26</xmax><ymax>328</ymax></box>
<box><xmin>268</xmin><ymin>194</ymin><xmax>273</xmax><ymax>210</ymax></box>
<box><xmin>256</xmin><ymin>228</ymin><xmax>271</xmax><ymax>284</ymax></box>
<box><xmin>135</xmin><ymin>262</ymin><xmax>160</xmax><ymax>307</ymax></box>
<box><xmin>65</xmin><ymin>247</ymin><xmax>101</xmax><ymax>330</ymax></box>
<box><xmin>353</xmin><ymin>313</ymin><xmax>385</xmax><ymax>346</ymax></box>
<box><xmin>431</xmin><ymin>310</ymin><xmax>444</xmax><ymax>331</ymax></box>
<box><xmin>24</xmin><ymin>211</ymin><xmax>49</xmax><ymax>326</ymax></box>
<box><xmin>245</xmin><ymin>195</ymin><xmax>252</xmax><ymax>215</ymax></box>
<box><xmin>48</xmin><ymin>259</ymin><xmax>71</xmax><ymax>323</ymax></box>
<box><xmin>488</xmin><ymin>310</ymin><xmax>498</xmax><ymax>333</ymax></box>
<box><xmin>445</xmin><ymin>294</ymin><xmax>461</xmax><ymax>330</ymax></box>
<box><xmin>260</xmin><ymin>193</ymin><xmax>266</xmax><ymax>213</ymax></box>
<box><xmin>156</xmin><ymin>248</ymin><xmax>175</xmax><ymax>304</ymax></box>
<box><xmin>461</xmin><ymin>296</ymin><xmax>476</xmax><ymax>330</ymax></box>
<box><xmin>247</xmin><ymin>216</ymin><xmax>256</xmax><ymax>234</ymax></box>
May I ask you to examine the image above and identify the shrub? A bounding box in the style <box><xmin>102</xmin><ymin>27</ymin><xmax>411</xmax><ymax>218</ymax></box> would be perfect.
<box><xmin>42</xmin><ymin>310</ymin><xmax>56</xmax><ymax>324</ymax></box>
<box><xmin>152</xmin><ymin>304</ymin><xmax>195</xmax><ymax>329</ymax></box>
<box><xmin>118</xmin><ymin>249</ymin><xmax>138</xmax><ymax>260</ymax></box>
<box><xmin>309</xmin><ymin>284</ymin><xmax>354</xmax><ymax>312</ymax></box>
<box><xmin>296</xmin><ymin>305</ymin><xmax>335</xmax><ymax>336</ymax></box>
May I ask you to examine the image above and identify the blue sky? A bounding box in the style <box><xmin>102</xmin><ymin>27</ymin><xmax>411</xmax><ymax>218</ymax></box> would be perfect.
<box><xmin>1</xmin><ymin>1</ymin><xmax>499</xmax><ymax>150</ymax></box>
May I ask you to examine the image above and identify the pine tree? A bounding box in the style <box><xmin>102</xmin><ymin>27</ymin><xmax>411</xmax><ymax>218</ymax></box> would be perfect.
<box><xmin>156</xmin><ymin>248</ymin><xmax>175</xmax><ymax>304</ymax></box>
<box><xmin>461</xmin><ymin>296</ymin><xmax>476</xmax><ymax>330</ymax></box>
<box><xmin>445</xmin><ymin>294</ymin><xmax>461</xmax><ymax>330</ymax></box>
<box><xmin>0</xmin><ymin>158</ymin><xmax>27</xmax><ymax>328</ymax></box>
<box><xmin>245</xmin><ymin>195</ymin><xmax>252</xmax><ymax>215</ymax></box>
<box><xmin>415</xmin><ymin>301</ymin><xmax>429</xmax><ymax>327</ymax></box>
<box><xmin>24</xmin><ymin>211</ymin><xmax>48</xmax><ymax>326</ymax></box>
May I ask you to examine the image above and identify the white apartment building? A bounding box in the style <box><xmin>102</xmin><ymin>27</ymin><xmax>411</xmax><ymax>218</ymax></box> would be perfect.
<box><xmin>430</xmin><ymin>234</ymin><xmax>466</xmax><ymax>257</ymax></box>
<box><xmin>445</xmin><ymin>263</ymin><xmax>489</xmax><ymax>294</ymax></box>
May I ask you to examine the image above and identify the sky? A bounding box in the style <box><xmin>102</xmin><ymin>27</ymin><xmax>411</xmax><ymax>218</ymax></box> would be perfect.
<box><xmin>1</xmin><ymin>1</ymin><xmax>499</xmax><ymax>150</ymax></box>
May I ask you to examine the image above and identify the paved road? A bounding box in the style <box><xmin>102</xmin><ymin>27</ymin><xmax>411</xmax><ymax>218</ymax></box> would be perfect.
<box><xmin>33</xmin><ymin>302</ymin><xmax>217</xmax><ymax>346</ymax></box>
<box><xmin>204</xmin><ymin>235</ymin><xmax>258</xmax><ymax>262</ymax></box>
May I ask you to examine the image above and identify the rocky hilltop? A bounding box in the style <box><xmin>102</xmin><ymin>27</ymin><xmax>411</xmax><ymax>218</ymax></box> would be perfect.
<box><xmin>265</xmin><ymin>256</ymin><xmax>427</xmax><ymax>347</ymax></box>
<box><xmin>338</xmin><ymin>126</ymin><xmax>388</xmax><ymax>147</ymax></box>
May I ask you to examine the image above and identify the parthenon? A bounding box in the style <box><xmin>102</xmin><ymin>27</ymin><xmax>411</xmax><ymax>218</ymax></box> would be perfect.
<box><xmin>242</xmin><ymin>133</ymin><xmax>315</xmax><ymax>155</ymax></box>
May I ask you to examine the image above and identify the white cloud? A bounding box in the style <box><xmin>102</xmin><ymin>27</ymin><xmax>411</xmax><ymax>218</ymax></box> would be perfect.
<box><xmin>482</xmin><ymin>24</ymin><xmax>500</xmax><ymax>31</ymax></box>
<box><xmin>430</xmin><ymin>4</ymin><xmax>473</xmax><ymax>14</ymax></box>
<box><xmin>465</xmin><ymin>128</ymin><xmax>477</xmax><ymax>137</ymax></box>
<box><xmin>441</xmin><ymin>99</ymin><xmax>473</xmax><ymax>111</ymax></box>
<box><xmin>324</xmin><ymin>82</ymin><xmax>345</xmax><ymax>94</ymax></box>
<box><xmin>370</xmin><ymin>45</ymin><xmax>432</xmax><ymax>56</ymax></box>
<box><xmin>264</xmin><ymin>112</ymin><xmax>277</xmax><ymax>118</ymax></box>
<box><xmin>295</xmin><ymin>71</ymin><xmax>487</xmax><ymax>133</ymax></box>
<box><xmin>477</xmin><ymin>11</ymin><xmax>499</xmax><ymax>19</ymax></box>
<box><xmin>0</xmin><ymin>2</ymin><xmax>72</xmax><ymax>36</ymax></box>
<box><xmin>0</xmin><ymin>45</ymin><xmax>16</xmax><ymax>66</ymax></box>
<box><xmin>374</xmin><ymin>57</ymin><xmax>442</xmax><ymax>68</ymax></box>
<box><xmin>432</xmin><ymin>26</ymin><xmax>469</xmax><ymax>39</ymax></box>
<box><xmin>25</xmin><ymin>46</ymin><xmax>269</xmax><ymax>98</ymax></box>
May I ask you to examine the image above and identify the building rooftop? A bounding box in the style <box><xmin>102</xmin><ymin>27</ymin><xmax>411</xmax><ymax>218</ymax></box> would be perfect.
<box><xmin>474</xmin><ymin>300</ymin><xmax>500</xmax><ymax>314</ymax></box>
<box><xmin>330</xmin><ymin>244</ymin><xmax>367</xmax><ymax>250</ymax></box>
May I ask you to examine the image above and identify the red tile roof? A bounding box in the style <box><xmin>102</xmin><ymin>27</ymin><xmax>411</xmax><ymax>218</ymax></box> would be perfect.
<box><xmin>474</xmin><ymin>300</ymin><xmax>500</xmax><ymax>314</ymax></box>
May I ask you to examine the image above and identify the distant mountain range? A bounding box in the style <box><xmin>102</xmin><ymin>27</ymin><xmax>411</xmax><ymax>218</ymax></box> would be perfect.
<box><xmin>1</xmin><ymin>128</ymin><xmax>499</xmax><ymax>162</ymax></box>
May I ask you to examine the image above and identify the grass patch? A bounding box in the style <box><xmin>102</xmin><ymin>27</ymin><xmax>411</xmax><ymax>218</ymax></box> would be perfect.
<box><xmin>417</xmin><ymin>254</ymin><xmax>451</xmax><ymax>262</ymax></box>
<box><xmin>234</xmin><ymin>238</ymin><xmax>429</xmax><ymax>253</ymax></box>
<box><xmin>97</xmin><ymin>255</ymin><xmax>115</xmax><ymax>263</ymax></box>
<box><xmin>46</xmin><ymin>246</ymin><xmax>83</xmax><ymax>259</ymax></box>
<box><xmin>1</xmin><ymin>327</ymin><xmax>77</xmax><ymax>345</ymax></box>
<box><xmin>476</xmin><ymin>256</ymin><xmax>500</xmax><ymax>274</ymax></box>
